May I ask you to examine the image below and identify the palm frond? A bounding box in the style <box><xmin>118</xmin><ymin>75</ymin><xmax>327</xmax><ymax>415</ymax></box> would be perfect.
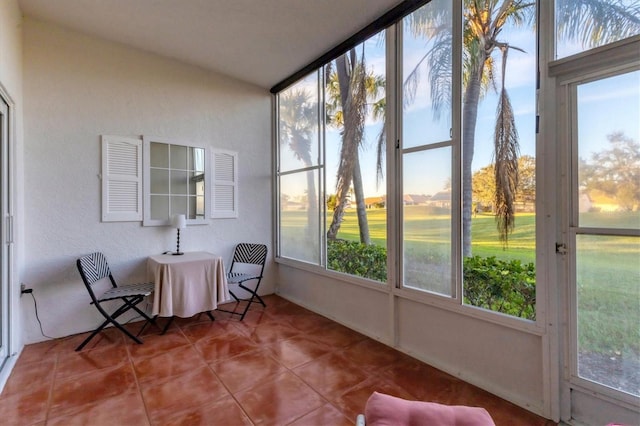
<box><xmin>556</xmin><ymin>0</ymin><xmax>640</xmax><ymax>48</ymax></box>
<box><xmin>493</xmin><ymin>46</ymin><xmax>520</xmax><ymax>247</ymax></box>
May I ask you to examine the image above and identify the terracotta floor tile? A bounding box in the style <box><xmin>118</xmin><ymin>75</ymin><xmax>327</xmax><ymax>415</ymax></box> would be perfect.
<box><xmin>381</xmin><ymin>355</ymin><xmax>464</xmax><ymax>401</ymax></box>
<box><xmin>292</xmin><ymin>352</ymin><xmax>370</xmax><ymax>397</ymax></box>
<box><xmin>195</xmin><ymin>334</ymin><xmax>261</xmax><ymax>363</ymax></box>
<box><xmin>140</xmin><ymin>366</ymin><xmax>230</xmax><ymax>422</ymax></box>
<box><xmin>126</xmin><ymin>329</ymin><xmax>190</xmax><ymax>359</ymax></box>
<box><xmin>2</xmin><ymin>357</ymin><xmax>55</xmax><ymax>396</ymax></box>
<box><xmin>331</xmin><ymin>376</ymin><xmax>416</xmax><ymax>421</ymax></box>
<box><xmin>245</xmin><ymin>321</ymin><xmax>303</xmax><ymax>345</ymax></box>
<box><xmin>0</xmin><ymin>387</ymin><xmax>49</xmax><ymax>426</ymax></box>
<box><xmin>15</xmin><ymin>339</ymin><xmax>62</xmax><ymax>365</ymax></box>
<box><xmin>311</xmin><ymin>322</ymin><xmax>368</xmax><ymax>348</ymax></box>
<box><xmin>46</xmin><ymin>390</ymin><xmax>149</xmax><ymax>426</ymax></box>
<box><xmin>266</xmin><ymin>335</ymin><xmax>334</xmax><ymax>369</ymax></box>
<box><xmin>7</xmin><ymin>295</ymin><xmax>557</xmax><ymax>426</ymax></box>
<box><xmin>341</xmin><ymin>338</ymin><xmax>406</xmax><ymax>373</ymax></box>
<box><xmin>227</xmin><ymin>310</ymin><xmax>274</xmax><ymax>331</ymax></box>
<box><xmin>235</xmin><ymin>371</ymin><xmax>325</xmax><ymax>425</ymax></box>
<box><xmin>158</xmin><ymin>394</ymin><xmax>253</xmax><ymax>426</ymax></box>
<box><xmin>48</xmin><ymin>363</ymin><xmax>138</xmax><ymax>419</ymax></box>
<box><xmin>210</xmin><ymin>348</ymin><xmax>287</xmax><ymax>393</ymax></box>
<box><xmin>181</xmin><ymin>319</ymin><xmax>246</xmax><ymax>343</ymax></box>
<box><xmin>288</xmin><ymin>402</ymin><xmax>353</xmax><ymax>426</ymax></box>
<box><xmin>172</xmin><ymin>312</ymin><xmax>217</xmax><ymax>328</ymax></box>
<box><xmin>132</xmin><ymin>344</ymin><xmax>207</xmax><ymax>383</ymax></box>
<box><xmin>61</xmin><ymin>327</ymin><xmax>125</xmax><ymax>352</ymax></box>
<box><xmin>55</xmin><ymin>344</ymin><xmax>129</xmax><ymax>381</ymax></box>
<box><xmin>263</xmin><ymin>301</ymin><xmax>312</xmax><ymax>316</ymax></box>
<box><xmin>277</xmin><ymin>312</ymin><xmax>337</xmax><ymax>333</ymax></box>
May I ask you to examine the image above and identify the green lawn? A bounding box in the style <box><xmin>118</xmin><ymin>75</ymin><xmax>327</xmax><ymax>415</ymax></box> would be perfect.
<box><xmin>281</xmin><ymin>207</ymin><xmax>639</xmax><ymax>354</ymax></box>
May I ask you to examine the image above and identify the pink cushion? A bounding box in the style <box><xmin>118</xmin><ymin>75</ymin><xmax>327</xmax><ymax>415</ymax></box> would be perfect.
<box><xmin>364</xmin><ymin>392</ymin><xmax>496</xmax><ymax>426</ymax></box>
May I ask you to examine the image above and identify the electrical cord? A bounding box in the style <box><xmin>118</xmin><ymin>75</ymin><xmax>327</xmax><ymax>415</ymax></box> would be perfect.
<box><xmin>26</xmin><ymin>291</ymin><xmax>152</xmax><ymax>340</ymax></box>
<box><xmin>28</xmin><ymin>291</ymin><xmax>56</xmax><ymax>340</ymax></box>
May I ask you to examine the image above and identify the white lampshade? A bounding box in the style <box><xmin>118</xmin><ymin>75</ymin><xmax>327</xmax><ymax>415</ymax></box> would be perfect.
<box><xmin>171</xmin><ymin>214</ymin><xmax>186</xmax><ymax>229</ymax></box>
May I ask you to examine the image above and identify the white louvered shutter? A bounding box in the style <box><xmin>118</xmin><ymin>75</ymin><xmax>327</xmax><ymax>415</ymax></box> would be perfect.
<box><xmin>211</xmin><ymin>149</ymin><xmax>238</xmax><ymax>218</ymax></box>
<box><xmin>101</xmin><ymin>135</ymin><xmax>143</xmax><ymax>222</ymax></box>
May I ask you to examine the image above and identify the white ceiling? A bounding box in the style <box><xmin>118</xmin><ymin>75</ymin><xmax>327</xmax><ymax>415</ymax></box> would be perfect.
<box><xmin>18</xmin><ymin>0</ymin><xmax>403</xmax><ymax>89</ymax></box>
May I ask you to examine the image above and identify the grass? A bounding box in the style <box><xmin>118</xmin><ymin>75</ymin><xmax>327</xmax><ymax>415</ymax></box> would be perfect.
<box><xmin>280</xmin><ymin>207</ymin><xmax>639</xmax><ymax>354</ymax></box>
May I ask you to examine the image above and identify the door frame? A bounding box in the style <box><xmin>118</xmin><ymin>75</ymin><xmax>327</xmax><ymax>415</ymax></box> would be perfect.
<box><xmin>551</xmin><ymin>37</ymin><xmax>640</xmax><ymax>423</ymax></box>
<box><xmin>0</xmin><ymin>82</ymin><xmax>15</xmax><ymax>377</ymax></box>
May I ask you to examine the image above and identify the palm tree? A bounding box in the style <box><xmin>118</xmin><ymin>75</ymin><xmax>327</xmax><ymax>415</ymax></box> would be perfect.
<box><xmin>404</xmin><ymin>0</ymin><xmax>640</xmax><ymax>256</ymax></box>
<box><xmin>326</xmin><ymin>47</ymin><xmax>385</xmax><ymax>244</ymax></box>
<box><xmin>279</xmin><ymin>89</ymin><xmax>319</xmax><ymax>236</ymax></box>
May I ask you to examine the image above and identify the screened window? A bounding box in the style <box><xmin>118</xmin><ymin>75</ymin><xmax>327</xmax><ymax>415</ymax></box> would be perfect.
<box><xmin>277</xmin><ymin>73</ymin><xmax>323</xmax><ymax>264</ymax></box>
<box><xmin>275</xmin><ymin>0</ymin><xmax>549</xmax><ymax>322</ymax></box>
<box><xmin>325</xmin><ymin>30</ymin><xmax>387</xmax><ymax>282</ymax></box>
<box><xmin>400</xmin><ymin>0</ymin><xmax>454</xmax><ymax>296</ymax></box>
<box><xmin>555</xmin><ymin>0</ymin><xmax>640</xmax><ymax>59</ymax></box>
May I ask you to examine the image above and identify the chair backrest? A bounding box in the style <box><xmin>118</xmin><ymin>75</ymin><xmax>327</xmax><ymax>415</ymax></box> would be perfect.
<box><xmin>77</xmin><ymin>252</ymin><xmax>117</xmax><ymax>292</ymax></box>
<box><xmin>230</xmin><ymin>243</ymin><xmax>267</xmax><ymax>274</ymax></box>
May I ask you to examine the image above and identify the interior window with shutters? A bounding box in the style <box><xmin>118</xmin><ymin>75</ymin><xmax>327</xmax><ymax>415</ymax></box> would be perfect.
<box><xmin>143</xmin><ymin>136</ymin><xmax>209</xmax><ymax>226</ymax></box>
<box><xmin>101</xmin><ymin>135</ymin><xmax>143</xmax><ymax>222</ymax></box>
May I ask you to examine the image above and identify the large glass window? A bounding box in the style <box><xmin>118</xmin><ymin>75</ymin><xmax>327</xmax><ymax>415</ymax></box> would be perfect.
<box><xmin>458</xmin><ymin>2</ymin><xmax>538</xmax><ymax>320</ymax></box>
<box><xmin>277</xmin><ymin>73</ymin><xmax>322</xmax><ymax>264</ymax></box>
<box><xmin>555</xmin><ymin>0</ymin><xmax>640</xmax><ymax>59</ymax></box>
<box><xmin>274</xmin><ymin>0</ymin><xmax>554</xmax><ymax>322</ymax></box>
<box><xmin>401</xmin><ymin>0</ymin><xmax>453</xmax><ymax>296</ymax></box>
<box><xmin>325</xmin><ymin>31</ymin><xmax>387</xmax><ymax>282</ymax></box>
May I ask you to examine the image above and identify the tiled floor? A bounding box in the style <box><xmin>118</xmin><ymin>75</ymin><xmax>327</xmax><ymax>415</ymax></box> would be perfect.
<box><xmin>0</xmin><ymin>295</ymin><xmax>556</xmax><ymax>425</ymax></box>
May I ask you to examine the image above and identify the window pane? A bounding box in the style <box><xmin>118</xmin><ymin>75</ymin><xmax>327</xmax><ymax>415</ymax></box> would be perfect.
<box><xmin>279</xmin><ymin>73</ymin><xmax>320</xmax><ymax>173</ymax></box>
<box><xmin>576</xmin><ymin>234</ymin><xmax>640</xmax><ymax>397</ymax></box>
<box><xmin>150</xmin><ymin>169</ymin><xmax>169</xmax><ymax>193</ymax></box>
<box><xmin>325</xmin><ymin>31</ymin><xmax>387</xmax><ymax>283</ymax></box>
<box><xmin>462</xmin><ymin>5</ymin><xmax>537</xmax><ymax>320</ymax></box>
<box><xmin>402</xmin><ymin>0</ymin><xmax>452</xmax><ymax>149</ymax></box>
<box><xmin>170</xmin><ymin>144</ymin><xmax>188</xmax><ymax>169</ymax></box>
<box><xmin>577</xmin><ymin>71</ymin><xmax>640</xmax><ymax>230</ymax></box>
<box><xmin>556</xmin><ymin>1</ymin><xmax>640</xmax><ymax>59</ymax></box>
<box><xmin>171</xmin><ymin>170</ymin><xmax>188</xmax><ymax>194</ymax></box>
<box><xmin>280</xmin><ymin>171</ymin><xmax>321</xmax><ymax>264</ymax></box>
<box><xmin>403</xmin><ymin>147</ymin><xmax>452</xmax><ymax>295</ymax></box>
<box><xmin>150</xmin><ymin>142</ymin><xmax>168</xmax><ymax>168</ymax></box>
<box><xmin>150</xmin><ymin>195</ymin><xmax>169</xmax><ymax>220</ymax></box>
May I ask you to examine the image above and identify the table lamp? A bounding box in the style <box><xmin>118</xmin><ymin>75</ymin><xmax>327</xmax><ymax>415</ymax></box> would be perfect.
<box><xmin>171</xmin><ymin>214</ymin><xmax>186</xmax><ymax>255</ymax></box>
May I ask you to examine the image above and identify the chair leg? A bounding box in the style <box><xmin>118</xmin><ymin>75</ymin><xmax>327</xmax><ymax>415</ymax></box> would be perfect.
<box><xmin>161</xmin><ymin>317</ymin><xmax>174</xmax><ymax>335</ymax></box>
<box><xmin>76</xmin><ymin>298</ymin><xmax>148</xmax><ymax>351</ymax></box>
<box><xmin>239</xmin><ymin>283</ymin><xmax>266</xmax><ymax>307</ymax></box>
<box><xmin>76</xmin><ymin>314</ymin><xmax>144</xmax><ymax>351</ymax></box>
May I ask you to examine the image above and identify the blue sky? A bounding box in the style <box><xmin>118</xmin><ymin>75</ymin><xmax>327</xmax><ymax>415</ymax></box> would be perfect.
<box><xmin>286</xmin><ymin>9</ymin><xmax>639</xmax><ymax>200</ymax></box>
<box><xmin>325</xmin><ymin>19</ymin><xmax>538</xmax><ymax>197</ymax></box>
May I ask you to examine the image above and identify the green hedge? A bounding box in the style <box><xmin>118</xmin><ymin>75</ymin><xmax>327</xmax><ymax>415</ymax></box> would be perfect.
<box><xmin>327</xmin><ymin>241</ymin><xmax>536</xmax><ymax>320</ymax></box>
<box><xmin>463</xmin><ymin>256</ymin><xmax>536</xmax><ymax>320</ymax></box>
<box><xmin>327</xmin><ymin>240</ymin><xmax>387</xmax><ymax>282</ymax></box>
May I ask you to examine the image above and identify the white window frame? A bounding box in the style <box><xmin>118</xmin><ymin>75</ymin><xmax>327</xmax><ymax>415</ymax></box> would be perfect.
<box><xmin>142</xmin><ymin>136</ymin><xmax>210</xmax><ymax>226</ymax></box>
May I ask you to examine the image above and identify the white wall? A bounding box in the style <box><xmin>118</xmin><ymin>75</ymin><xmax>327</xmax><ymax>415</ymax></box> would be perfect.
<box><xmin>0</xmin><ymin>0</ymin><xmax>24</xmax><ymax>389</ymax></box>
<box><xmin>277</xmin><ymin>265</ymin><xmax>547</xmax><ymax>417</ymax></box>
<box><xmin>20</xmin><ymin>18</ymin><xmax>272</xmax><ymax>343</ymax></box>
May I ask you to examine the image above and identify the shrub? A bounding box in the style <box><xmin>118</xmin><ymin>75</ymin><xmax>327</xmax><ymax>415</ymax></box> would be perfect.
<box><xmin>327</xmin><ymin>241</ymin><xmax>536</xmax><ymax>320</ymax></box>
<box><xmin>463</xmin><ymin>256</ymin><xmax>536</xmax><ymax>320</ymax></box>
<box><xmin>327</xmin><ymin>239</ymin><xmax>387</xmax><ymax>282</ymax></box>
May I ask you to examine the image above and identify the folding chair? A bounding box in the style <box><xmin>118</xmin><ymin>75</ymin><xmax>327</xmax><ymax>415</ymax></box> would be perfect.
<box><xmin>218</xmin><ymin>243</ymin><xmax>267</xmax><ymax>320</ymax></box>
<box><xmin>75</xmin><ymin>252</ymin><xmax>156</xmax><ymax>351</ymax></box>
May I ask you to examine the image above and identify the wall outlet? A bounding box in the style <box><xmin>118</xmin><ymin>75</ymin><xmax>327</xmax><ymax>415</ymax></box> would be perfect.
<box><xmin>20</xmin><ymin>283</ymin><xmax>32</xmax><ymax>296</ymax></box>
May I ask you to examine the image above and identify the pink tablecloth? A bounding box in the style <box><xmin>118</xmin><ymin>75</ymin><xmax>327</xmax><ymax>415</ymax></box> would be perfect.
<box><xmin>147</xmin><ymin>251</ymin><xmax>229</xmax><ymax>317</ymax></box>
